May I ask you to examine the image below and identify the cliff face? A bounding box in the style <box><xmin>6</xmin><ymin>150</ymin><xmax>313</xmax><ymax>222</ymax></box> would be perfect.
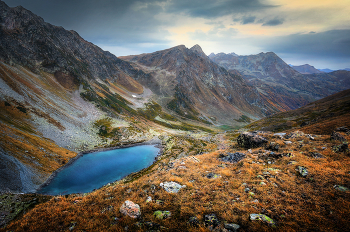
<box><xmin>209</xmin><ymin>52</ymin><xmax>350</xmax><ymax>110</ymax></box>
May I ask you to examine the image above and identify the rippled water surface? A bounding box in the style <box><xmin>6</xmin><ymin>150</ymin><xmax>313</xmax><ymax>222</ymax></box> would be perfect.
<box><xmin>38</xmin><ymin>145</ymin><xmax>160</xmax><ymax>195</ymax></box>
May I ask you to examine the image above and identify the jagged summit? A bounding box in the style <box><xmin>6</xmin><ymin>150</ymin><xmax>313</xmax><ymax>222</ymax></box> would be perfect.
<box><xmin>189</xmin><ymin>44</ymin><xmax>207</xmax><ymax>58</ymax></box>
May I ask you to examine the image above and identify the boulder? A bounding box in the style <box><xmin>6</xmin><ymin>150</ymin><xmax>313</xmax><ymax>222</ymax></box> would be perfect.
<box><xmin>224</xmin><ymin>223</ymin><xmax>240</xmax><ymax>231</ymax></box>
<box><xmin>336</xmin><ymin>126</ymin><xmax>349</xmax><ymax>133</ymax></box>
<box><xmin>188</xmin><ymin>216</ymin><xmax>200</xmax><ymax>227</ymax></box>
<box><xmin>204</xmin><ymin>213</ymin><xmax>219</xmax><ymax>229</ymax></box>
<box><xmin>154</xmin><ymin>210</ymin><xmax>171</xmax><ymax>219</ymax></box>
<box><xmin>250</xmin><ymin>213</ymin><xmax>275</xmax><ymax>227</ymax></box>
<box><xmin>332</xmin><ymin>143</ymin><xmax>349</xmax><ymax>153</ymax></box>
<box><xmin>237</xmin><ymin>132</ymin><xmax>268</xmax><ymax>148</ymax></box>
<box><xmin>334</xmin><ymin>185</ymin><xmax>349</xmax><ymax>191</ymax></box>
<box><xmin>119</xmin><ymin>200</ymin><xmax>141</xmax><ymax>219</ymax></box>
<box><xmin>330</xmin><ymin>131</ymin><xmax>346</xmax><ymax>142</ymax></box>
<box><xmin>285</xmin><ymin>131</ymin><xmax>305</xmax><ymax>139</ymax></box>
<box><xmin>206</xmin><ymin>173</ymin><xmax>220</xmax><ymax>179</ymax></box>
<box><xmin>160</xmin><ymin>181</ymin><xmax>186</xmax><ymax>193</ymax></box>
<box><xmin>220</xmin><ymin>152</ymin><xmax>246</xmax><ymax>163</ymax></box>
<box><xmin>309</xmin><ymin>152</ymin><xmax>324</xmax><ymax>158</ymax></box>
<box><xmin>266</xmin><ymin>142</ymin><xmax>280</xmax><ymax>151</ymax></box>
<box><xmin>298</xmin><ymin>166</ymin><xmax>308</xmax><ymax>177</ymax></box>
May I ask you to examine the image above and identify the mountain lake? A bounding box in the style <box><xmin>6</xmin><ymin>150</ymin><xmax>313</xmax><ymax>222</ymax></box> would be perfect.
<box><xmin>37</xmin><ymin>145</ymin><xmax>160</xmax><ymax>195</ymax></box>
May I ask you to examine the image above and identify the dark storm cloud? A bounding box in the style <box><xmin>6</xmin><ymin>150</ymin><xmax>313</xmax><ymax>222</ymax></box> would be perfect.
<box><xmin>241</xmin><ymin>16</ymin><xmax>256</xmax><ymax>24</ymax></box>
<box><xmin>166</xmin><ymin>0</ymin><xmax>275</xmax><ymax>18</ymax></box>
<box><xmin>262</xmin><ymin>17</ymin><xmax>284</xmax><ymax>26</ymax></box>
<box><xmin>3</xmin><ymin>0</ymin><xmax>170</xmax><ymax>46</ymax></box>
<box><xmin>264</xmin><ymin>30</ymin><xmax>350</xmax><ymax>58</ymax></box>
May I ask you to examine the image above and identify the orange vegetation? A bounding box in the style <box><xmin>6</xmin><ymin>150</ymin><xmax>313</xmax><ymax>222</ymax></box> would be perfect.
<box><xmin>2</xmin><ymin>131</ymin><xmax>350</xmax><ymax>231</ymax></box>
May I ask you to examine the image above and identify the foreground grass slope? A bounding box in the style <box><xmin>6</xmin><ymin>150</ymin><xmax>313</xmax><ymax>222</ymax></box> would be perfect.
<box><xmin>2</xmin><ymin>131</ymin><xmax>349</xmax><ymax>231</ymax></box>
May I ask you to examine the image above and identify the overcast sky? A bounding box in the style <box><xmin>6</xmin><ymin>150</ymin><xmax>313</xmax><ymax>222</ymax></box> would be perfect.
<box><xmin>3</xmin><ymin>0</ymin><xmax>350</xmax><ymax>69</ymax></box>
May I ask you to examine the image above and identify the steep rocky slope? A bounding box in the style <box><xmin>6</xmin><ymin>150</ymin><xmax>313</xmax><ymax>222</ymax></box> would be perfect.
<box><xmin>245</xmin><ymin>88</ymin><xmax>350</xmax><ymax>134</ymax></box>
<box><xmin>209</xmin><ymin>52</ymin><xmax>350</xmax><ymax>110</ymax></box>
<box><xmin>120</xmin><ymin>45</ymin><xmax>282</xmax><ymax>126</ymax></box>
<box><xmin>0</xmin><ymin>1</ymin><xmax>158</xmax><ymax>193</ymax></box>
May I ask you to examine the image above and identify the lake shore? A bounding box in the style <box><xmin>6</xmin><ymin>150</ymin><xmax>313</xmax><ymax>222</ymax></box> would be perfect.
<box><xmin>35</xmin><ymin>138</ymin><xmax>163</xmax><ymax>195</ymax></box>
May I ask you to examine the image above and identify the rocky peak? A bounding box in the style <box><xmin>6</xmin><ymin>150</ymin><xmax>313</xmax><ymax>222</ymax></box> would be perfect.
<box><xmin>0</xmin><ymin>0</ymin><xmax>8</xmax><ymax>10</ymax></box>
<box><xmin>229</xmin><ymin>52</ymin><xmax>239</xmax><ymax>57</ymax></box>
<box><xmin>208</xmin><ymin>53</ymin><xmax>216</xmax><ymax>58</ymax></box>
<box><xmin>190</xmin><ymin>44</ymin><xmax>207</xmax><ymax>58</ymax></box>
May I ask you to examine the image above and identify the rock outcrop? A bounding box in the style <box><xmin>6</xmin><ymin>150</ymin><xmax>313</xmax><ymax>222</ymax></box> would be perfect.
<box><xmin>237</xmin><ymin>132</ymin><xmax>268</xmax><ymax>148</ymax></box>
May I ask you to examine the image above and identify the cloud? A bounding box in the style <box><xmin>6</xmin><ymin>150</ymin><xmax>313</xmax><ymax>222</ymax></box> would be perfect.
<box><xmin>259</xmin><ymin>29</ymin><xmax>350</xmax><ymax>68</ymax></box>
<box><xmin>241</xmin><ymin>16</ymin><xmax>256</xmax><ymax>24</ymax></box>
<box><xmin>165</xmin><ymin>0</ymin><xmax>276</xmax><ymax>19</ymax></box>
<box><xmin>188</xmin><ymin>27</ymin><xmax>238</xmax><ymax>41</ymax></box>
<box><xmin>262</xmin><ymin>17</ymin><xmax>284</xmax><ymax>26</ymax></box>
<box><xmin>4</xmin><ymin>0</ymin><xmax>173</xmax><ymax>53</ymax></box>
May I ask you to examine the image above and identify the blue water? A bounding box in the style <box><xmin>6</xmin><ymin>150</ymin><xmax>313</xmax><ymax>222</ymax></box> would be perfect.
<box><xmin>38</xmin><ymin>145</ymin><xmax>160</xmax><ymax>195</ymax></box>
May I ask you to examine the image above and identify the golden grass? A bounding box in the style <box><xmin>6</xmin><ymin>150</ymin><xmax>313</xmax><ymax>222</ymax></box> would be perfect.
<box><xmin>0</xmin><ymin>122</ymin><xmax>76</xmax><ymax>175</ymax></box>
<box><xmin>2</xmin><ymin>130</ymin><xmax>350</xmax><ymax>231</ymax></box>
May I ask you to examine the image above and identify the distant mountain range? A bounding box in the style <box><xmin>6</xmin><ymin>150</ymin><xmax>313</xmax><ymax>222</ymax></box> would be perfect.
<box><xmin>288</xmin><ymin>64</ymin><xmax>350</xmax><ymax>74</ymax></box>
<box><xmin>209</xmin><ymin>52</ymin><xmax>350</xmax><ymax>111</ymax></box>
<box><xmin>318</xmin><ymin>68</ymin><xmax>350</xmax><ymax>73</ymax></box>
<box><xmin>290</xmin><ymin>64</ymin><xmax>324</xmax><ymax>74</ymax></box>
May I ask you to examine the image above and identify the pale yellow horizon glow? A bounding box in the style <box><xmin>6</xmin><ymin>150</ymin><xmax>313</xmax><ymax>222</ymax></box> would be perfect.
<box><xmin>166</xmin><ymin>0</ymin><xmax>350</xmax><ymax>55</ymax></box>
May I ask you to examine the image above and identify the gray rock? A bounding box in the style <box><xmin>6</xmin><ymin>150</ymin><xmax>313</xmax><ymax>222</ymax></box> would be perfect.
<box><xmin>334</xmin><ymin>185</ymin><xmax>349</xmax><ymax>191</ymax></box>
<box><xmin>274</xmin><ymin>133</ymin><xmax>286</xmax><ymax>138</ymax></box>
<box><xmin>298</xmin><ymin>166</ymin><xmax>308</xmax><ymax>177</ymax></box>
<box><xmin>332</xmin><ymin>143</ymin><xmax>349</xmax><ymax>153</ymax></box>
<box><xmin>204</xmin><ymin>213</ymin><xmax>219</xmax><ymax>229</ymax></box>
<box><xmin>160</xmin><ymin>181</ymin><xmax>186</xmax><ymax>193</ymax></box>
<box><xmin>331</xmin><ymin>131</ymin><xmax>346</xmax><ymax>142</ymax></box>
<box><xmin>309</xmin><ymin>152</ymin><xmax>324</xmax><ymax>158</ymax></box>
<box><xmin>250</xmin><ymin>213</ymin><xmax>276</xmax><ymax>226</ymax></box>
<box><xmin>206</xmin><ymin>173</ymin><xmax>220</xmax><ymax>179</ymax></box>
<box><xmin>188</xmin><ymin>216</ymin><xmax>200</xmax><ymax>227</ymax></box>
<box><xmin>220</xmin><ymin>152</ymin><xmax>246</xmax><ymax>163</ymax></box>
<box><xmin>237</xmin><ymin>132</ymin><xmax>268</xmax><ymax>148</ymax></box>
<box><xmin>225</xmin><ymin>223</ymin><xmax>240</xmax><ymax>231</ymax></box>
<box><xmin>153</xmin><ymin>210</ymin><xmax>171</xmax><ymax>219</ymax></box>
<box><xmin>285</xmin><ymin>131</ymin><xmax>305</xmax><ymax>139</ymax></box>
<box><xmin>119</xmin><ymin>200</ymin><xmax>141</xmax><ymax>218</ymax></box>
<box><xmin>266</xmin><ymin>142</ymin><xmax>280</xmax><ymax>151</ymax></box>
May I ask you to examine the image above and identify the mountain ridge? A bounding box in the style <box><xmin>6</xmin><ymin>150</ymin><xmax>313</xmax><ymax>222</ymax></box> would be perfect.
<box><xmin>209</xmin><ymin>51</ymin><xmax>350</xmax><ymax>111</ymax></box>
